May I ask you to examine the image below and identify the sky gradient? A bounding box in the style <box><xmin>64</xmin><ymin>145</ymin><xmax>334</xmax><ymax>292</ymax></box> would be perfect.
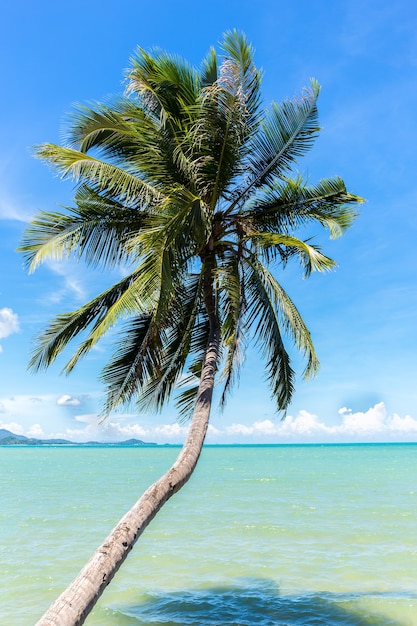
<box><xmin>1</xmin><ymin>0</ymin><xmax>417</xmax><ymax>443</ymax></box>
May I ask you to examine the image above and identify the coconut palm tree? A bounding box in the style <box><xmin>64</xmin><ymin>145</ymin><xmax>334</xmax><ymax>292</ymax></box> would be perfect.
<box><xmin>20</xmin><ymin>31</ymin><xmax>362</xmax><ymax>625</ymax></box>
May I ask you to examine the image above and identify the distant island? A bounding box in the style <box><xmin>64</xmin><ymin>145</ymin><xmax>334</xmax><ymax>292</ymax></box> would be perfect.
<box><xmin>0</xmin><ymin>428</ymin><xmax>157</xmax><ymax>446</ymax></box>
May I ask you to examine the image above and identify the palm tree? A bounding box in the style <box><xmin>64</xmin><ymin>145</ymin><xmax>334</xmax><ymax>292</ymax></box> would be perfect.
<box><xmin>20</xmin><ymin>31</ymin><xmax>362</xmax><ymax>625</ymax></box>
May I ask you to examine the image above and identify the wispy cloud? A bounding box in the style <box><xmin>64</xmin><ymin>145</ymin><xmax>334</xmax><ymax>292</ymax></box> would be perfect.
<box><xmin>0</xmin><ymin>191</ymin><xmax>34</xmax><ymax>222</ymax></box>
<box><xmin>42</xmin><ymin>259</ymin><xmax>87</xmax><ymax>304</ymax></box>
<box><xmin>0</xmin><ymin>393</ymin><xmax>89</xmax><ymax>425</ymax></box>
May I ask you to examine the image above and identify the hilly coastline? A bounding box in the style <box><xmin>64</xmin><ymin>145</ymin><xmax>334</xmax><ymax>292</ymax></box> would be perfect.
<box><xmin>0</xmin><ymin>428</ymin><xmax>156</xmax><ymax>446</ymax></box>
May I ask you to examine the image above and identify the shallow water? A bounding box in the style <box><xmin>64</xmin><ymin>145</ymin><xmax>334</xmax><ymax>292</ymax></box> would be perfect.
<box><xmin>1</xmin><ymin>444</ymin><xmax>416</xmax><ymax>624</ymax></box>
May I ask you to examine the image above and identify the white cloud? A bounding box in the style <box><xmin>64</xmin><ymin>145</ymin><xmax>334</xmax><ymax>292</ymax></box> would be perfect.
<box><xmin>153</xmin><ymin>423</ymin><xmax>189</xmax><ymax>439</ymax></box>
<box><xmin>279</xmin><ymin>410</ymin><xmax>329</xmax><ymax>436</ymax></box>
<box><xmin>388</xmin><ymin>413</ymin><xmax>417</xmax><ymax>432</ymax></box>
<box><xmin>61</xmin><ymin>403</ymin><xmax>417</xmax><ymax>444</ymax></box>
<box><xmin>2</xmin><ymin>399</ymin><xmax>417</xmax><ymax>445</ymax></box>
<box><xmin>57</xmin><ymin>394</ymin><xmax>81</xmax><ymax>407</ymax></box>
<box><xmin>207</xmin><ymin>424</ymin><xmax>220</xmax><ymax>436</ymax></box>
<box><xmin>0</xmin><ymin>420</ymin><xmax>25</xmax><ymax>435</ymax></box>
<box><xmin>0</xmin><ymin>308</ymin><xmax>19</xmax><ymax>351</ymax></box>
<box><xmin>27</xmin><ymin>424</ymin><xmax>45</xmax><ymax>438</ymax></box>
<box><xmin>338</xmin><ymin>407</ymin><xmax>351</xmax><ymax>415</ymax></box>
<box><xmin>205</xmin><ymin>403</ymin><xmax>417</xmax><ymax>443</ymax></box>
<box><xmin>53</xmin><ymin>419</ymin><xmax>149</xmax><ymax>443</ymax></box>
<box><xmin>336</xmin><ymin>403</ymin><xmax>387</xmax><ymax>434</ymax></box>
<box><xmin>54</xmin><ymin>419</ymin><xmax>189</xmax><ymax>443</ymax></box>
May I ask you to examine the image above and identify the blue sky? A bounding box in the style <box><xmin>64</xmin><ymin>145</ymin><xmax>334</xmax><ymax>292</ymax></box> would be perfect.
<box><xmin>1</xmin><ymin>0</ymin><xmax>417</xmax><ymax>443</ymax></box>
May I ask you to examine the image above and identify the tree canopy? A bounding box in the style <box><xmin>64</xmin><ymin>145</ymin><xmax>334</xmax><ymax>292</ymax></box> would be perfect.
<box><xmin>20</xmin><ymin>30</ymin><xmax>362</xmax><ymax>420</ymax></box>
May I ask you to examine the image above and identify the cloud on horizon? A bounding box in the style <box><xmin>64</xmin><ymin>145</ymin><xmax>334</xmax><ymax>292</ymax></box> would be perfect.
<box><xmin>2</xmin><ymin>401</ymin><xmax>417</xmax><ymax>445</ymax></box>
<box><xmin>217</xmin><ymin>402</ymin><xmax>417</xmax><ymax>442</ymax></box>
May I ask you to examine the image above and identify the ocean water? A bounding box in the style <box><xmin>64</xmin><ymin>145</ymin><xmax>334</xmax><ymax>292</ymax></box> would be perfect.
<box><xmin>1</xmin><ymin>444</ymin><xmax>417</xmax><ymax>625</ymax></box>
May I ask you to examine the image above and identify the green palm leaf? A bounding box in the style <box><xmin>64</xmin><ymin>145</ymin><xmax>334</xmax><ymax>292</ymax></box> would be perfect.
<box><xmin>100</xmin><ymin>315</ymin><xmax>161</xmax><ymax>413</ymax></box>
<box><xmin>66</xmin><ymin>100</ymin><xmax>154</xmax><ymax>154</ymax></box>
<box><xmin>221</xmin><ymin>29</ymin><xmax>262</xmax><ymax>132</ymax></box>
<box><xmin>244</xmin><ymin>176</ymin><xmax>363</xmax><ymax>238</ymax></box>
<box><xmin>245</xmin><ymin>255</ymin><xmax>319</xmax><ymax>387</ymax></box>
<box><xmin>34</xmin><ymin>144</ymin><xmax>162</xmax><ymax>204</ymax></box>
<box><xmin>28</xmin><ymin>271</ymin><xmax>141</xmax><ymax>372</ymax></box>
<box><xmin>139</xmin><ymin>274</ymin><xmax>204</xmax><ymax>412</ymax></box>
<box><xmin>230</xmin><ymin>79</ymin><xmax>321</xmax><ymax>210</ymax></box>
<box><xmin>200</xmin><ymin>46</ymin><xmax>218</xmax><ymax>87</ymax></box>
<box><xmin>216</xmin><ymin>250</ymin><xmax>246</xmax><ymax>406</ymax></box>
<box><xmin>126</xmin><ymin>47</ymin><xmax>200</xmax><ymax>122</ymax></box>
<box><xmin>20</xmin><ymin>186</ymin><xmax>148</xmax><ymax>272</ymax></box>
<box><xmin>244</xmin><ymin>259</ymin><xmax>295</xmax><ymax>410</ymax></box>
<box><xmin>247</xmin><ymin>232</ymin><xmax>336</xmax><ymax>276</ymax></box>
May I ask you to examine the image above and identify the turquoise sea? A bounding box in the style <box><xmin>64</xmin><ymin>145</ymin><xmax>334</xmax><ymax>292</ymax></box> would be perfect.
<box><xmin>1</xmin><ymin>444</ymin><xmax>417</xmax><ymax>625</ymax></box>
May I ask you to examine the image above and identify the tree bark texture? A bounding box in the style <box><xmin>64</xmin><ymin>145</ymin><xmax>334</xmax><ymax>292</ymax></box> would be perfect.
<box><xmin>35</xmin><ymin>322</ymin><xmax>220</xmax><ymax>626</ymax></box>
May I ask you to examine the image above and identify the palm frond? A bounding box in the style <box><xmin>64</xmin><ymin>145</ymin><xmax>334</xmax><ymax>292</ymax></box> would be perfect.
<box><xmin>200</xmin><ymin>46</ymin><xmax>218</xmax><ymax>87</ymax></box>
<box><xmin>19</xmin><ymin>186</ymin><xmax>148</xmax><ymax>272</ymax></box>
<box><xmin>65</xmin><ymin>99</ymin><xmax>153</xmax><ymax>154</ymax></box>
<box><xmin>185</xmin><ymin>80</ymin><xmax>243</xmax><ymax>206</ymax></box>
<box><xmin>100</xmin><ymin>315</ymin><xmax>162</xmax><ymax>413</ymax></box>
<box><xmin>216</xmin><ymin>251</ymin><xmax>246</xmax><ymax>407</ymax></box>
<box><xmin>126</xmin><ymin>48</ymin><xmax>200</xmax><ymax>121</ymax></box>
<box><xmin>139</xmin><ymin>273</ymin><xmax>204</xmax><ymax>412</ymax></box>
<box><xmin>175</xmin><ymin>384</ymin><xmax>200</xmax><ymax>422</ymax></box>
<box><xmin>244</xmin><ymin>176</ymin><xmax>363</xmax><ymax>238</ymax></box>
<box><xmin>34</xmin><ymin>144</ymin><xmax>162</xmax><ymax>204</ymax></box>
<box><xmin>245</xmin><ymin>255</ymin><xmax>319</xmax><ymax>381</ymax></box>
<box><xmin>99</xmin><ymin>253</ymin><xmax>201</xmax><ymax>414</ymax></box>
<box><xmin>230</xmin><ymin>79</ymin><xmax>321</xmax><ymax>209</ymax></box>
<box><xmin>247</xmin><ymin>232</ymin><xmax>336</xmax><ymax>276</ymax></box>
<box><xmin>183</xmin><ymin>33</ymin><xmax>262</xmax><ymax>207</ymax></box>
<box><xmin>175</xmin><ymin>314</ymin><xmax>211</xmax><ymax>419</ymax></box>
<box><xmin>28</xmin><ymin>271</ymin><xmax>142</xmax><ymax>372</ymax></box>
<box><xmin>244</xmin><ymin>258</ymin><xmax>295</xmax><ymax>410</ymax></box>
<box><xmin>220</xmin><ymin>29</ymin><xmax>262</xmax><ymax>132</ymax></box>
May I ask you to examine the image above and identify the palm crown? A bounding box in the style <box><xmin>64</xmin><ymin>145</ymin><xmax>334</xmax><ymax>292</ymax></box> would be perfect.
<box><xmin>20</xmin><ymin>30</ymin><xmax>362</xmax><ymax>419</ymax></box>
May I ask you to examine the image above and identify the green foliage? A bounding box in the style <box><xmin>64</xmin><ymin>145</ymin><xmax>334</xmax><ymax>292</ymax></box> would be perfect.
<box><xmin>19</xmin><ymin>30</ymin><xmax>363</xmax><ymax>418</ymax></box>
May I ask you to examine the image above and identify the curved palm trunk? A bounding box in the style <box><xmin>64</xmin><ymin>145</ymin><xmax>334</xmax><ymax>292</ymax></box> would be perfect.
<box><xmin>35</xmin><ymin>322</ymin><xmax>220</xmax><ymax>626</ymax></box>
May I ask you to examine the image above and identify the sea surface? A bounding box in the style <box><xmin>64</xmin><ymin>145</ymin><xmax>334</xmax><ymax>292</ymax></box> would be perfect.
<box><xmin>1</xmin><ymin>443</ymin><xmax>416</xmax><ymax>625</ymax></box>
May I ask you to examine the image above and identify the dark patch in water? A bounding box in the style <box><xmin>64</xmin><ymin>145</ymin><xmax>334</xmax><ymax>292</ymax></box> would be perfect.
<box><xmin>98</xmin><ymin>579</ymin><xmax>409</xmax><ymax>625</ymax></box>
